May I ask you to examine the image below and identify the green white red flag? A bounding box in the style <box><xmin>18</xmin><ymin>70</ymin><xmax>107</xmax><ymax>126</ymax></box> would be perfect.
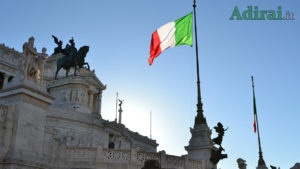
<box><xmin>252</xmin><ymin>76</ymin><xmax>257</xmax><ymax>133</ymax></box>
<box><xmin>148</xmin><ymin>12</ymin><xmax>193</xmax><ymax>65</ymax></box>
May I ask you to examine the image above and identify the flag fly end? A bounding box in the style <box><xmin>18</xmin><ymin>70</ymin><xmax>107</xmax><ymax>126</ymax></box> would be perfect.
<box><xmin>148</xmin><ymin>12</ymin><xmax>193</xmax><ymax>65</ymax></box>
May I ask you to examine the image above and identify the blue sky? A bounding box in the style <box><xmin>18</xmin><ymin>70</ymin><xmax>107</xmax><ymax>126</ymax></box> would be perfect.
<box><xmin>1</xmin><ymin>0</ymin><xmax>299</xmax><ymax>168</ymax></box>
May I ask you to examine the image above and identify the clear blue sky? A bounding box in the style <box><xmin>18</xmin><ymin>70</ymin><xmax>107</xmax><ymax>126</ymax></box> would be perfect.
<box><xmin>1</xmin><ymin>0</ymin><xmax>299</xmax><ymax>168</ymax></box>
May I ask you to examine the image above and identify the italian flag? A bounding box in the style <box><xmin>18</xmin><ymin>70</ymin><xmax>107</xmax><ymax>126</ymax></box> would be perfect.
<box><xmin>148</xmin><ymin>12</ymin><xmax>193</xmax><ymax>65</ymax></box>
<box><xmin>252</xmin><ymin>76</ymin><xmax>257</xmax><ymax>133</ymax></box>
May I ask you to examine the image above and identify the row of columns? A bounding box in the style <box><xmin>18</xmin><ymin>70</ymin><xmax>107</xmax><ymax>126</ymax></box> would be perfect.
<box><xmin>87</xmin><ymin>90</ymin><xmax>102</xmax><ymax>114</ymax></box>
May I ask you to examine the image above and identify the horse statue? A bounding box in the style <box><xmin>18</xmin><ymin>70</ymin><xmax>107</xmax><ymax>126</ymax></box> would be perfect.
<box><xmin>55</xmin><ymin>45</ymin><xmax>90</xmax><ymax>79</ymax></box>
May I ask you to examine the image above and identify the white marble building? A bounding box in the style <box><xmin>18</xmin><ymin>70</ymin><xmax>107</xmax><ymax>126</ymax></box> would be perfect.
<box><xmin>0</xmin><ymin>37</ymin><xmax>211</xmax><ymax>169</ymax></box>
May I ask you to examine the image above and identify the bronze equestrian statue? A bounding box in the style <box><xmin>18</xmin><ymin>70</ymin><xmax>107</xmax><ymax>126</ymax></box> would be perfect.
<box><xmin>52</xmin><ymin>36</ymin><xmax>90</xmax><ymax>79</ymax></box>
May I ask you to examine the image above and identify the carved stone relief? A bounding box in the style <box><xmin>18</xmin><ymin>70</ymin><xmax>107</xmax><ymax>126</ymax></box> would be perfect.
<box><xmin>64</xmin><ymin>88</ymin><xmax>88</xmax><ymax>105</ymax></box>
<box><xmin>0</xmin><ymin>104</ymin><xmax>8</xmax><ymax>122</ymax></box>
<box><xmin>45</xmin><ymin>126</ymin><xmax>102</xmax><ymax>148</ymax></box>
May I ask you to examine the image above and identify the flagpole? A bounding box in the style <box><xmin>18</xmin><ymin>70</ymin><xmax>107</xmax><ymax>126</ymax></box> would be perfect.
<box><xmin>193</xmin><ymin>0</ymin><xmax>206</xmax><ymax>126</ymax></box>
<box><xmin>251</xmin><ymin>76</ymin><xmax>266</xmax><ymax>167</ymax></box>
<box><xmin>115</xmin><ymin>92</ymin><xmax>118</xmax><ymax>122</ymax></box>
<box><xmin>150</xmin><ymin>110</ymin><xmax>152</xmax><ymax>139</ymax></box>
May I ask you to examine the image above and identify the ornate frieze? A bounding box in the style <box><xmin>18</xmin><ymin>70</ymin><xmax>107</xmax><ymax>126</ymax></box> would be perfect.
<box><xmin>45</xmin><ymin>125</ymin><xmax>102</xmax><ymax>148</ymax></box>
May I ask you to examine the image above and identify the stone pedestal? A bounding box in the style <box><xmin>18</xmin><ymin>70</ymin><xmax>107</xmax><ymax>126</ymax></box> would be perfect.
<box><xmin>185</xmin><ymin>123</ymin><xmax>215</xmax><ymax>169</ymax></box>
<box><xmin>0</xmin><ymin>81</ymin><xmax>54</xmax><ymax>169</ymax></box>
<box><xmin>47</xmin><ymin>72</ymin><xmax>106</xmax><ymax>115</ymax></box>
<box><xmin>257</xmin><ymin>165</ymin><xmax>268</xmax><ymax>169</ymax></box>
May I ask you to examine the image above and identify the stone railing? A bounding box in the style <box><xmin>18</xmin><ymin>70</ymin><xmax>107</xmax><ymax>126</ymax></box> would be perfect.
<box><xmin>103</xmin><ymin>148</ymin><xmax>131</xmax><ymax>162</ymax></box>
<box><xmin>64</xmin><ymin>146</ymin><xmax>203</xmax><ymax>169</ymax></box>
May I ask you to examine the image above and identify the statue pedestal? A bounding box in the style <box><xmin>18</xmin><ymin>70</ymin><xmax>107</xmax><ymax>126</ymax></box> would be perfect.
<box><xmin>47</xmin><ymin>73</ymin><xmax>105</xmax><ymax>115</ymax></box>
<box><xmin>0</xmin><ymin>80</ymin><xmax>54</xmax><ymax>169</ymax></box>
<box><xmin>257</xmin><ymin>165</ymin><xmax>268</xmax><ymax>169</ymax></box>
<box><xmin>185</xmin><ymin>123</ymin><xmax>215</xmax><ymax>169</ymax></box>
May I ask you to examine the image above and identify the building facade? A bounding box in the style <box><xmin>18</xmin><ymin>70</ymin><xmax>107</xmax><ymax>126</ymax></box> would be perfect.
<box><xmin>0</xmin><ymin>38</ymin><xmax>205</xmax><ymax>169</ymax></box>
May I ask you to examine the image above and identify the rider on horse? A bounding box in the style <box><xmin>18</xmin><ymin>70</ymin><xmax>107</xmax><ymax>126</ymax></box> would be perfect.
<box><xmin>64</xmin><ymin>38</ymin><xmax>77</xmax><ymax>62</ymax></box>
<box><xmin>53</xmin><ymin>36</ymin><xmax>90</xmax><ymax>79</ymax></box>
